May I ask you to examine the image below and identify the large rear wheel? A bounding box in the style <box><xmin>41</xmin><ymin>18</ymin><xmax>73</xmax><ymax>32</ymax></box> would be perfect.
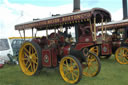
<box><xmin>82</xmin><ymin>52</ymin><xmax>101</xmax><ymax>77</ymax></box>
<box><xmin>59</xmin><ymin>55</ymin><xmax>82</xmax><ymax>84</ymax></box>
<box><xmin>115</xmin><ymin>47</ymin><xmax>128</xmax><ymax>64</ymax></box>
<box><xmin>19</xmin><ymin>41</ymin><xmax>42</xmax><ymax>76</ymax></box>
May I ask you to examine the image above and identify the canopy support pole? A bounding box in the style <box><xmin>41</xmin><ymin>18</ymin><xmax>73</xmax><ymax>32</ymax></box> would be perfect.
<box><xmin>94</xmin><ymin>18</ymin><xmax>96</xmax><ymax>41</ymax></box>
<box><xmin>105</xmin><ymin>20</ymin><xmax>107</xmax><ymax>34</ymax></box>
<box><xmin>101</xmin><ymin>18</ymin><xmax>104</xmax><ymax>40</ymax></box>
<box><xmin>18</xmin><ymin>30</ymin><xmax>23</xmax><ymax>40</ymax></box>
<box><xmin>32</xmin><ymin>28</ymin><xmax>34</xmax><ymax>38</ymax></box>
<box><xmin>35</xmin><ymin>29</ymin><xmax>37</xmax><ymax>38</ymax></box>
<box><xmin>89</xmin><ymin>19</ymin><xmax>94</xmax><ymax>41</ymax></box>
<box><xmin>23</xmin><ymin>29</ymin><xmax>25</xmax><ymax>40</ymax></box>
<box><xmin>46</xmin><ymin>28</ymin><xmax>48</xmax><ymax>39</ymax></box>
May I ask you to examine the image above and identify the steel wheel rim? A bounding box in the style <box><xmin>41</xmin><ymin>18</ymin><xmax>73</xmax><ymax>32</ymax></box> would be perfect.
<box><xmin>19</xmin><ymin>42</ymin><xmax>38</xmax><ymax>76</ymax></box>
<box><xmin>83</xmin><ymin>53</ymin><xmax>99</xmax><ymax>77</ymax></box>
<box><xmin>59</xmin><ymin>56</ymin><xmax>80</xmax><ymax>84</ymax></box>
<box><xmin>115</xmin><ymin>47</ymin><xmax>128</xmax><ymax>64</ymax></box>
<box><xmin>89</xmin><ymin>46</ymin><xmax>99</xmax><ymax>56</ymax></box>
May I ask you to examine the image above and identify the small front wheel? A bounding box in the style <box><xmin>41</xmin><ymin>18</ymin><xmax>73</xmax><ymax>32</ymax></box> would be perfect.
<box><xmin>59</xmin><ymin>55</ymin><xmax>82</xmax><ymax>84</ymax></box>
<box><xmin>82</xmin><ymin>52</ymin><xmax>101</xmax><ymax>77</ymax></box>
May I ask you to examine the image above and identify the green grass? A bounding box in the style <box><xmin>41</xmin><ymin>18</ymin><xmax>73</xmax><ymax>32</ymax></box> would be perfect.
<box><xmin>0</xmin><ymin>55</ymin><xmax>128</xmax><ymax>85</ymax></box>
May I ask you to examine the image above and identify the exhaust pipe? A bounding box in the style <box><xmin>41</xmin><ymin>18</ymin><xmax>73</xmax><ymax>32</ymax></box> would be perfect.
<box><xmin>73</xmin><ymin>0</ymin><xmax>81</xmax><ymax>42</ymax></box>
<box><xmin>122</xmin><ymin>0</ymin><xmax>128</xmax><ymax>19</ymax></box>
<box><xmin>73</xmin><ymin>0</ymin><xmax>80</xmax><ymax>12</ymax></box>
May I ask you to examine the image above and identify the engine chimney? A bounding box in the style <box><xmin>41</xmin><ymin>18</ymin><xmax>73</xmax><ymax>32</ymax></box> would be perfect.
<box><xmin>123</xmin><ymin>0</ymin><xmax>128</xmax><ymax>38</ymax></box>
<box><xmin>123</xmin><ymin>0</ymin><xmax>128</xmax><ymax>19</ymax></box>
<box><xmin>73</xmin><ymin>0</ymin><xmax>80</xmax><ymax>42</ymax></box>
<box><xmin>73</xmin><ymin>0</ymin><xmax>80</xmax><ymax>12</ymax></box>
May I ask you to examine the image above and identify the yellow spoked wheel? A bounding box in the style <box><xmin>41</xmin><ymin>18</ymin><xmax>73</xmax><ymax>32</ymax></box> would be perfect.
<box><xmin>82</xmin><ymin>52</ymin><xmax>101</xmax><ymax>77</ymax></box>
<box><xmin>19</xmin><ymin>41</ymin><xmax>42</xmax><ymax>76</ymax></box>
<box><xmin>59</xmin><ymin>55</ymin><xmax>82</xmax><ymax>84</ymax></box>
<box><xmin>89</xmin><ymin>46</ymin><xmax>99</xmax><ymax>56</ymax></box>
<box><xmin>115</xmin><ymin>47</ymin><xmax>128</xmax><ymax>64</ymax></box>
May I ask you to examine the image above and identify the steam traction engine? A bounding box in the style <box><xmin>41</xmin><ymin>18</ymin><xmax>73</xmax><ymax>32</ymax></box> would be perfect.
<box><xmin>15</xmin><ymin>8</ymin><xmax>111</xmax><ymax>84</ymax></box>
<box><xmin>95</xmin><ymin>19</ymin><xmax>128</xmax><ymax>64</ymax></box>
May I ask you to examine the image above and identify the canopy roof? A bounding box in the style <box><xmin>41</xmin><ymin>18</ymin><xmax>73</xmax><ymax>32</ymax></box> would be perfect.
<box><xmin>15</xmin><ymin>8</ymin><xmax>111</xmax><ymax>31</ymax></box>
<box><xmin>97</xmin><ymin>19</ymin><xmax>128</xmax><ymax>30</ymax></box>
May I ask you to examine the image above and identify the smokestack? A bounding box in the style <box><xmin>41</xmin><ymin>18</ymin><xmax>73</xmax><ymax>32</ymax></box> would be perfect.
<box><xmin>123</xmin><ymin>0</ymin><xmax>128</xmax><ymax>38</ymax></box>
<box><xmin>73</xmin><ymin>0</ymin><xmax>80</xmax><ymax>12</ymax></box>
<box><xmin>123</xmin><ymin>0</ymin><xmax>128</xmax><ymax>19</ymax></box>
<box><xmin>73</xmin><ymin>0</ymin><xmax>80</xmax><ymax>42</ymax></box>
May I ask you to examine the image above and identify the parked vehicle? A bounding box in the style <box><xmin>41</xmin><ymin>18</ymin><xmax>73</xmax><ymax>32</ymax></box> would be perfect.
<box><xmin>90</xmin><ymin>19</ymin><xmax>128</xmax><ymax>64</ymax></box>
<box><xmin>0</xmin><ymin>38</ymin><xmax>13</xmax><ymax>62</ymax></box>
<box><xmin>11</xmin><ymin>39</ymin><xmax>24</xmax><ymax>56</ymax></box>
<box><xmin>15</xmin><ymin>8</ymin><xmax>111</xmax><ymax>84</ymax></box>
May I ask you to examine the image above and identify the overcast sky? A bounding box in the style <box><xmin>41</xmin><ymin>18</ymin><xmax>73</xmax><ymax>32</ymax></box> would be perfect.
<box><xmin>0</xmin><ymin>0</ymin><xmax>123</xmax><ymax>37</ymax></box>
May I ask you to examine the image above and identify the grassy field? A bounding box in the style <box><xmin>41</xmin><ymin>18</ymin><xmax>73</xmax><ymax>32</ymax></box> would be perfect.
<box><xmin>0</xmin><ymin>55</ymin><xmax>128</xmax><ymax>85</ymax></box>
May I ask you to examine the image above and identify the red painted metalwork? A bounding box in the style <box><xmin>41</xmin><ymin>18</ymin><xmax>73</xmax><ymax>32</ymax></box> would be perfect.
<box><xmin>78</xmin><ymin>24</ymin><xmax>93</xmax><ymax>43</ymax></box>
<box><xmin>42</xmin><ymin>50</ymin><xmax>51</xmax><ymax>67</ymax></box>
<box><xmin>51</xmin><ymin>48</ymin><xmax>58</xmax><ymax>67</ymax></box>
<box><xmin>75</xmin><ymin>43</ymin><xmax>94</xmax><ymax>50</ymax></box>
<box><xmin>62</xmin><ymin>45</ymin><xmax>71</xmax><ymax>56</ymax></box>
<box><xmin>101</xmin><ymin>43</ymin><xmax>112</xmax><ymax>55</ymax></box>
<box><xmin>79</xmin><ymin>36</ymin><xmax>93</xmax><ymax>43</ymax></box>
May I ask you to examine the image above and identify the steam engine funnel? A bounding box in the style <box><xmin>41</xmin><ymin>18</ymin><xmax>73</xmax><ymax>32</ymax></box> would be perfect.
<box><xmin>73</xmin><ymin>0</ymin><xmax>80</xmax><ymax>12</ymax></box>
<box><xmin>123</xmin><ymin>0</ymin><xmax>128</xmax><ymax>19</ymax></box>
